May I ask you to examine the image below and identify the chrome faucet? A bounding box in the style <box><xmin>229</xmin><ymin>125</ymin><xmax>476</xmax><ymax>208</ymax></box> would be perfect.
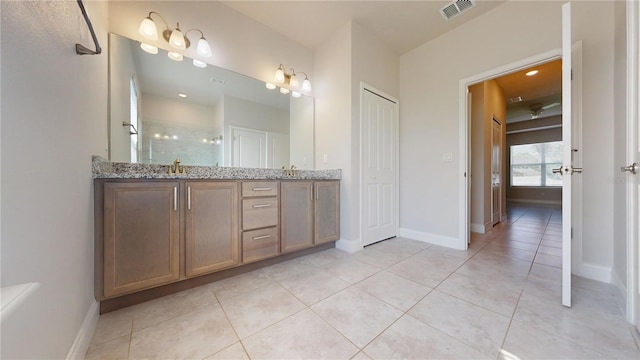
<box><xmin>282</xmin><ymin>165</ymin><xmax>297</xmax><ymax>176</ymax></box>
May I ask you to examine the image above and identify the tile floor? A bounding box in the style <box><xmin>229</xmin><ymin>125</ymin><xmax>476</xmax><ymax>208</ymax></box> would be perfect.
<box><xmin>85</xmin><ymin>204</ymin><xmax>640</xmax><ymax>359</ymax></box>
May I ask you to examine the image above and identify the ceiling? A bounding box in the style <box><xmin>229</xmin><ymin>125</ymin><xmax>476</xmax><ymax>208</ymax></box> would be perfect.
<box><xmin>221</xmin><ymin>0</ymin><xmax>507</xmax><ymax>54</ymax></box>
<box><xmin>494</xmin><ymin>59</ymin><xmax>562</xmax><ymax>123</ymax></box>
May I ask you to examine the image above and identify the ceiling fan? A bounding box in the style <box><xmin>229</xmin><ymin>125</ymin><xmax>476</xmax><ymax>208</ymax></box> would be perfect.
<box><xmin>529</xmin><ymin>102</ymin><xmax>561</xmax><ymax>119</ymax></box>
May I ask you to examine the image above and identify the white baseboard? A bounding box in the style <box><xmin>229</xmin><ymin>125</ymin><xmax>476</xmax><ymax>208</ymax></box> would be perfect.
<box><xmin>574</xmin><ymin>261</ymin><xmax>611</xmax><ymax>283</ymax></box>
<box><xmin>398</xmin><ymin>228</ymin><xmax>464</xmax><ymax>250</ymax></box>
<box><xmin>610</xmin><ymin>269</ymin><xmax>627</xmax><ymax>316</ymax></box>
<box><xmin>66</xmin><ymin>300</ymin><xmax>99</xmax><ymax>360</ymax></box>
<box><xmin>507</xmin><ymin>198</ymin><xmax>562</xmax><ymax>205</ymax></box>
<box><xmin>335</xmin><ymin>238</ymin><xmax>363</xmax><ymax>253</ymax></box>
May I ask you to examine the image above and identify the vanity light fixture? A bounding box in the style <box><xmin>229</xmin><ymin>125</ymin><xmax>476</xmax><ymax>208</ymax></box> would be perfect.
<box><xmin>272</xmin><ymin>64</ymin><xmax>312</xmax><ymax>93</ymax></box>
<box><xmin>265</xmin><ymin>83</ymin><xmax>277</xmax><ymax>90</ymax></box>
<box><xmin>138</xmin><ymin>11</ymin><xmax>212</xmax><ymax>66</ymax></box>
<box><xmin>193</xmin><ymin>59</ymin><xmax>207</xmax><ymax>68</ymax></box>
<box><xmin>525</xmin><ymin>69</ymin><xmax>539</xmax><ymax>76</ymax></box>
<box><xmin>178</xmin><ymin>93</ymin><xmax>188</xmax><ymax>98</ymax></box>
<box><xmin>291</xmin><ymin>91</ymin><xmax>301</xmax><ymax>98</ymax></box>
<box><xmin>280</xmin><ymin>87</ymin><xmax>290</xmax><ymax>95</ymax></box>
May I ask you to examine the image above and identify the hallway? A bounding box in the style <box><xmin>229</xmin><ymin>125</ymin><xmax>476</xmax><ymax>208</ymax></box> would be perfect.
<box><xmin>85</xmin><ymin>204</ymin><xmax>640</xmax><ymax>359</ymax></box>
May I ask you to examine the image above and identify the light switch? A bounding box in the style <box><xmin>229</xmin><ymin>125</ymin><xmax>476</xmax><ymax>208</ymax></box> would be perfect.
<box><xmin>442</xmin><ymin>152</ymin><xmax>453</xmax><ymax>163</ymax></box>
<box><xmin>323</xmin><ymin>154</ymin><xmax>328</xmax><ymax>163</ymax></box>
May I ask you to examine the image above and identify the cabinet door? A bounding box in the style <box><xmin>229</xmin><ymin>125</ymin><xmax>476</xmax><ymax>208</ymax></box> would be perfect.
<box><xmin>185</xmin><ymin>181</ymin><xmax>239</xmax><ymax>277</ymax></box>
<box><xmin>103</xmin><ymin>182</ymin><xmax>180</xmax><ymax>297</ymax></box>
<box><xmin>281</xmin><ymin>181</ymin><xmax>314</xmax><ymax>253</ymax></box>
<box><xmin>315</xmin><ymin>181</ymin><xmax>340</xmax><ymax>244</ymax></box>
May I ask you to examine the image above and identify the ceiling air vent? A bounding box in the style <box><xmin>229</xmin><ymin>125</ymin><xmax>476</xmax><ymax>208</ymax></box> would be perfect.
<box><xmin>440</xmin><ymin>0</ymin><xmax>477</xmax><ymax>21</ymax></box>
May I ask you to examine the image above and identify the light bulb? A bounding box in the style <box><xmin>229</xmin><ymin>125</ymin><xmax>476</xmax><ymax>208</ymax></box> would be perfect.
<box><xmin>302</xmin><ymin>78</ymin><xmax>312</xmax><ymax>92</ymax></box>
<box><xmin>169</xmin><ymin>25</ymin><xmax>186</xmax><ymax>50</ymax></box>
<box><xmin>139</xmin><ymin>17</ymin><xmax>158</xmax><ymax>40</ymax></box>
<box><xmin>292</xmin><ymin>91</ymin><xmax>301</xmax><ymax>98</ymax></box>
<box><xmin>265</xmin><ymin>83</ymin><xmax>276</xmax><ymax>90</ymax></box>
<box><xmin>274</xmin><ymin>67</ymin><xmax>285</xmax><ymax>84</ymax></box>
<box><xmin>168</xmin><ymin>51</ymin><xmax>183</xmax><ymax>61</ymax></box>
<box><xmin>289</xmin><ymin>74</ymin><xmax>299</xmax><ymax>88</ymax></box>
<box><xmin>140</xmin><ymin>43</ymin><xmax>158</xmax><ymax>54</ymax></box>
<box><xmin>197</xmin><ymin>37</ymin><xmax>212</xmax><ymax>57</ymax></box>
<box><xmin>193</xmin><ymin>59</ymin><xmax>207</xmax><ymax>68</ymax></box>
<box><xmin>280</xmin><ymin>87</ymin><xmax>290</xmax><ymax>95</ymax></box>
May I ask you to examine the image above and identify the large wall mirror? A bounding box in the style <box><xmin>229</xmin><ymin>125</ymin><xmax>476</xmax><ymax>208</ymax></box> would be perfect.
<box><xmin>109</xmin><ymin>33</ymin><xmax>314</xmax><ymax>169</ymax></box>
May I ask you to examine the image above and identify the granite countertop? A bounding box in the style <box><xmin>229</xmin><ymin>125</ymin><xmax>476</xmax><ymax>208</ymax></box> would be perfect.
<box><xmin>92</xmin><ymin>156</ymin><xmax>341</xmax><ymax>180</ymax></box>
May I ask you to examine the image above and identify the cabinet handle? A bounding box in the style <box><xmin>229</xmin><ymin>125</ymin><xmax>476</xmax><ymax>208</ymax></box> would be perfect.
<box><xmin>252</xmin><ymin>187</ymin><xmax>272</xmax><ymax>191</ymax></box>
<box><xmin>252</xmin><ymin>204</ymin><xmax>272</xmax><ymax>208</ymax></box>
<box><xmin>252</xmin><ymin>234</ymin><xmax>272</xmax><ymax>240</ymax></box>
<box><xmin>187</xmin><ymin>186</ymin><xmax>191</xmax><ymax>210</ymax></box>
<box><xmin>173</xmin><ymin>187</ymin><xmax>177</xmax><ymax>211</ymax></box>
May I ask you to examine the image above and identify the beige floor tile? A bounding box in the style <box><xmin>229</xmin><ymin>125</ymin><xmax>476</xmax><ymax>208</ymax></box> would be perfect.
<box><xmin>475</xmin><ymin>244</ymin><xmax>536</xmax><ymax>262</ymax></box>
<box><xmin>363</xmin><ymin>315</ymin><xmax>489</xmax><ymax>360</ymax></box>
<box><xmin>311</xmin><ymin>287</ymin><xmax>403</xmax><ymax>348</ymax></box>
<box><xmin>533</xmin><ymin>252</ymin><xmax>562</xmax><ymax>268</ymax></box>
<box><xmin>540</xmin><ymin>239</ymin><xmax>562</xmax><ymax>248</ymax></box>
<box><xmin>209</xmin><ymin>268</ymin><xmax>275</xmax><ymax>300</ymax></box>
<box><xmin>436</xmin><ymin>273</ymin><xmax>521</xmax><ymax>317</ymax></box>
<box><xmin>352</xmin><ymin>246</ymin><xmax>408</xmax><ymax>269</ymax></box>
<box><xmin>204</xmin><ymin>342</ymin><xmax>249</xmax><ymax>360</ymax></box>
<box><xmin>89</xmin><ymin>306</ymin><xmax>134</xmax><ymax>346</ymax></box>
<box><xmin>132</xmin><ymin>285</ymin><xmax>217</xmax><ymax>331</ymax></box>
<box><xmin>129</xmin><ymin>304</ymin><xmax>237</xmax><ymax>359</ymax></box>
<box><xmin>302</xmin><ymin>248</ymin><xmax>353</xmax><ymax>267</ymax></box>
<box><xmin>363</xmin><ymin>239</ymin><xmax>426</xmax><ymax>259</ymax></box>
<box><xmin>514</xmin><ymin>293</ymin><xmax>640</xmax><ymax>357</ymax></box>
<box><xmin>423</xmin><ymin>243</ymin><xmax>479</xmax><ymax>260</ymax></box>
<box><xmin>455</xmin><ymin>258</ymin><xmax>530</xmax><ymax>291</ymax></box>
<box><xmin>219</xmin><ymin>282</ymin><xmax>305</xmax><ymax>339</ymax></box>
<box><xmin>409</xmin><ymin>290</ymin><xmax>510</xmax><ymax>357</ymax></box>
<box><xmin>242</xmin><ymin>308</ymin><xmax>359</xmax><ymax>359</ymax></box>
<box><xmin>500</xmin><ymin>320</ymin><xmax>608</xmax><ymax>360</ymax></box>
<box><xmin>355</xmin><ymin>271</ymin><xmax>431</xmax><ymax>311</ymax></box>
<box><xmin>278</xmin><ymin>268</ymin><xmax>350</xmax><ymax>305</ymax></box>
<box><xmin>387</xmin><ymin>256</ymin><xmax>457</xmax><ymax>288</ymax></box>
<box><xmin>261</xmin><ymin>258</ymin><xmax>319</xmax><ymax>281</ymax></box>
<box><xmin>321</xmin><ymin>258</ymin><xmax>381</xmax><ymax>284</ymax></box>
<box><xmin>84</xmin><ymin>335</ymin><xmax>129</xmax><ymax>360</ymax></box>
<box><xmin>537</xmin><ymin>244</ymin><xmax>562</xmax><ymax>256</ymax></box>
<box><xmin>490</xmin><ymin>238</ymin><xmax>540</xmax><ymax>252</ymax></box>
<box><xmin>351</xmin><ymin>351</ymin><xmax>373</xmax><ymax>359</ymax></box>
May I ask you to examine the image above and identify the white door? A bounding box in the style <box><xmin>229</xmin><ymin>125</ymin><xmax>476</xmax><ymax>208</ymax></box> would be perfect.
<box><xmin>491</xmin><ymin>118</ymin><xmax>501</xmax><ymax>226</ymax></box>
<box><xmin>624</xmin><ymin>0</ymin><xmax>640</xmax><ymax>332</ymax></box>
<box><xmin>362</xmin><ymin>88</ymin><xmax>398</xmax><ymax>246</ymax></box>
<box><xmin>266</xmin><ymin>132</ymin><xmax>290</xmax><ymax>169</ymax></box>
<box><xmin>231</xmin><ymin>127</ymin><xmax>266</xmax><ymax>168</ymax></box>
<box><xmin>560</xmin><ymin>2</ymin><xmax>578</xmax><ymax>307</ymax></box>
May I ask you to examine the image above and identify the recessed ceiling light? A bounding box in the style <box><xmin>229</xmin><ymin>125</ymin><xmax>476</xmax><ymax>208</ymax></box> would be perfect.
<box><xmin>525</xmin><ymin>70</ymin><xmax>539</xmax><ymax>76</ymax></box>
<box><xmin>178</xmin><ymin>93</ymin><xmax>187</xmax><ymax>98</ymax></box>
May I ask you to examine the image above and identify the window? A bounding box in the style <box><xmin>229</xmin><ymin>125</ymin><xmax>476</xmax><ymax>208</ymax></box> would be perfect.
<box><xmin>510</xmin><ymin>141</ymin><xmax>562</xmax><ymax>187</ymax></box>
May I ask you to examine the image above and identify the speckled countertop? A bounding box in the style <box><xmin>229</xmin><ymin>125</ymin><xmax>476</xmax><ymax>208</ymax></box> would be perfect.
<box><xmin>92</xmin><ymin>156</ymin><xmax>341</xmax><ymax>180</ymax></box>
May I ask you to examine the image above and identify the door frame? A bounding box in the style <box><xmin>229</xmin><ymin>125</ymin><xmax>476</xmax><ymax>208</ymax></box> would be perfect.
<box><xmin>359</xmin><ymin>82</ymin><xmax>400</xmax><ymax>248</ymax></box>
<box><xmin>458</xmin><ymin>49</ymin><xmax>563</xmax><ymax>249</ymax></box>
<box><xmin>491</xmin><ymin>116</ymin><xmax>502</xmax><ymax>227</ymax></box>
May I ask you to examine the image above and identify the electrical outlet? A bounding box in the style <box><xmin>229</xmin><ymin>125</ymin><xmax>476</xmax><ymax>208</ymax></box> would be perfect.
<box><xmin>442</xmin><ymin>152</ymin><xmax>453</xmax><ymax>162</ymax></box>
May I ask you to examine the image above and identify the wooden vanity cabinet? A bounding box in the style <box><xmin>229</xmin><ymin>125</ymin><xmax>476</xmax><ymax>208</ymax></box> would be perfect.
<box><xmin>102</xmin><ymin>181</ymin><xmax>180</xmax><ymax>298</ymax></box>
<box><xmin>185</xmin><ymin>181</ymin><xmax>239</xmax><ymax>277</ymax></box>
<box><xmin>315</xmin><ymin>181</ymin><xmax>341</xmax><ymax>244</ymax></box>
<box><xmin>281</xmin><ymin>181</ymin><xmax>314</xmax><ymax>253</ymax></box>
<box><xmin>281</xmin><ymin>180</ymin><xmax>341</xmax><ymax>253</ymax></box>
<box><xmin>241</xmin><ymin>181</ymin><xmax>280</xmax><ymax>263</ymax></box>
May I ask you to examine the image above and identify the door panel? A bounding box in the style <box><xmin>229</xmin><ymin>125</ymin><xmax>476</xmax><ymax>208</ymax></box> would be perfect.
<box><xmin>561</xmin><ymin>2</ymin><xmax>574</xmax><ymax>307</ymax></box>
<box><xmin>232</xmin><ymin>127</ymin><xmax>266</xmax><ymax>168</ymax></box>
<box><xmin>362</xmin><ymin>89</ymin><xmax>398</xmax><ymax>246</ymax></box>
<box><xmin>491</xmin><ymin>118</ymin><xmax>501</xmax><ymax>226</ymax></box>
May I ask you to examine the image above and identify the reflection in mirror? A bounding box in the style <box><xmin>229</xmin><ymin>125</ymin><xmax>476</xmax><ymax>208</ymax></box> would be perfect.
<box><xmin>109</xmin><ymin>33</ymin><xmax>314</xmax><ymax>169</ymax></box>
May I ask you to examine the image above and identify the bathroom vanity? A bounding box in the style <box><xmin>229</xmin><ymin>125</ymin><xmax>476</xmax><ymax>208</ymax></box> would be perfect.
<box><xmin>93</xmin><ymin>157</ymin><xmax>340</xmax><ymax>313</ymax></box>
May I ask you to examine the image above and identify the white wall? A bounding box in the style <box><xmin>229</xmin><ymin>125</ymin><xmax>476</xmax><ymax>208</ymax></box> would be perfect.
<box><xmin>0</xmin><ymin>1</ymin><xmax>109</xmax><ymax>358</ymax></box>
<box><xmin>400</xmin><ymin>1</ymin><xmax>616</xmax><ymax>279</ymax></box>
<box><xmin>315</xmin><ymin>21</ymin><xmax>399</xmax><ymax>251</ymax></box>
<box><xmin>108</xmin><ymin>1</ymin><xmax>314</xmax><ymax>90</ymax></box>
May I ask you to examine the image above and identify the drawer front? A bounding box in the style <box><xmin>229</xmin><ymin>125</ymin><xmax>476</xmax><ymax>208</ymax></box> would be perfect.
<box><xmin>242</xmin><ymin>181</ymin><xmax>279</xmax><ymax>197</ymax></box>
<box><xmin>242</xmin><ymin>227</ymin><xmax>279</xmax><ymax>263</ymax></box>
<box><xmin>242</xmin><ymin>198</ymin><xmax>278</xmax><ymax>230</ymax></box>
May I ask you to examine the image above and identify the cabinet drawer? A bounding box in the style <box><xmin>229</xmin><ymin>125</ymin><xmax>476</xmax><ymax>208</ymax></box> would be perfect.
<box><xmin>242</xmin><ymin>181</ymin><xmax>279</xmax><ymax>197</ymax></box>
<box><xmin>242</xmin><ymin>227</ymin><xmax>279</xmax><ymax>263</ymax></box>
<box><xmin>242</xmin><ymin>198</ymin><xmax>278</xmax><ymax>230</ymax></box>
